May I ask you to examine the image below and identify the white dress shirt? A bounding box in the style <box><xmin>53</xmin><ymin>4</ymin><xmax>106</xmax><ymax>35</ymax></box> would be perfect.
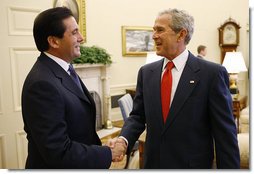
<box><xmin>44</xmin><ymin>52</ymin><xmax>70</xmax><ymax>75</ymax></box>
<box><xmin>161</xmin><ymin>49</ymin><xmax>189</xmax><ymax>105</ymax></box>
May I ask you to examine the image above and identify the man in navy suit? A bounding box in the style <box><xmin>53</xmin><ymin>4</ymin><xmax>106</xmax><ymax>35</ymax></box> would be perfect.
<box><xmin>22</xmin><ymin>7</ymin><xmax>125</xmax><ymax>169</ymax></box>
<box><xmin>112</xmin><ymin>8</ymin><xmax>240</xmax><ymax>169</ymax></box>
<box><xmin>197</xmin><ymin>45</ymin><xmax>207</xmax><ymax>59</ymax></box>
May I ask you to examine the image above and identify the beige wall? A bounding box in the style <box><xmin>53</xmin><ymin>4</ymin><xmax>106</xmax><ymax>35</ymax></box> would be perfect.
<box><xmin>84</xmin><ymin>0</ymin><xmax>249</xmax><ymax>102</ymax></box>
<box><xmin>1</xmin><ymin>0</ymin><xmax>249</xmax><ymax>122</ymax></box>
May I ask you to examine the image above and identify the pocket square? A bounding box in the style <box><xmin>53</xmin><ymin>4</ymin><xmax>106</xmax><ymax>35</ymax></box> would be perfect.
<box><xmin>190</xmin><ymin>80</ymin><xmax>195</xmax><ymax>84</ymax></box>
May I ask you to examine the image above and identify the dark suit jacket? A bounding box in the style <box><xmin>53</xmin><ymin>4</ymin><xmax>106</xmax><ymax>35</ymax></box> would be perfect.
<box><xmin>197</xmin><ymin>55</ymin><xmax>203</xmax><ymax>59</ymax></box>
<box><xmin>120</xmin><ymin>52</ymin><xmax>240</xmax><ymax>169</ymax></box>
<box><xmin>22</xmin><ymin>53</ymin><xmax>111</xmax><ymax>169</ymax></box>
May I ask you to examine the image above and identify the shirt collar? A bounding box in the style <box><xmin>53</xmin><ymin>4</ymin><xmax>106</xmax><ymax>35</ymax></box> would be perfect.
<box><xmin>198</xmin><ymin>54</ymin><xmax>205</xmax><ymax>58</ymax></box>
<box><xmin>162</xmin><ymin>49</ymin><xmax>189</xmax><ymax>71</ymax></box>
<box><xmin>44</xmin><ymin>52</ymin><xmax>70</xmax><ymax>72</ymax></box>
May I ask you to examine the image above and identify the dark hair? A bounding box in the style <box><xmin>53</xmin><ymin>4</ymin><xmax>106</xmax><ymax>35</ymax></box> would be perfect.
<box><xmin>33</xmin><ymin>7</ymin><xmax>73</xmax><ymax>52</ymax></box>
<box><xmin>197</xmin><ymin>45</ymin><xmax>206</xmax><ymax>53</ymax></box>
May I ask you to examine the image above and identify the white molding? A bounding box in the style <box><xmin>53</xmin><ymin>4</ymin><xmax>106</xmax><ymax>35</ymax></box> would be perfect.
<box><xmin>16</xmin><ymin>130</ymin><xmax>27</xmax><ymax>169</ymax></box>
<box><xmin>73</xmin><ymin>63</ymin><xmax>107</xmax><ymax>69</ymax></box>
<box><xmin>0</xmin><ymin>134</ymin><xmax>7</xmax><ymax>168</ymax></box>
<box><xmin>9</xmin><ymin>47</ymin><xmax>39</xmax><ymax>112</ymax></box>
<box><xmin>75</xmin><ymin>65</ymin><xmax>112</xmax><ymax>128</ymax></box>
<box><xmin>0</xmin><ymin>85</ymin><xmax>2</xmax><ymax>115</ymax></box>
<box><xmin>8</xmin><ymin>6</ymin><xmax>41</xmax><ymax>36</ymax></box>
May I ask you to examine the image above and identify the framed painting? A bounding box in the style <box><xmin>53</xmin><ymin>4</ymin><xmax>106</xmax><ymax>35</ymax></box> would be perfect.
<box><xmin>122</xmin><ymin>26</ymin><xmax>155</xmax><ymax>56</ymax></box>
<box><xmin>54</xmin><ymin>0</ymin><xmax>86</xmax><ymax>42</ymax></box>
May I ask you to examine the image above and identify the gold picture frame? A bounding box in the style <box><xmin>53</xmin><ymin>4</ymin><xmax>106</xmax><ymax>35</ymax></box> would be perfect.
<box><xmin>54</xmin><ymin>0</ymin><xmax>86</xmax><ymax>42</ymax></box>
<box><xmin>121</xmin><ymin>26</ymin><xmax>155</xmax><ymax>57</ymax></box>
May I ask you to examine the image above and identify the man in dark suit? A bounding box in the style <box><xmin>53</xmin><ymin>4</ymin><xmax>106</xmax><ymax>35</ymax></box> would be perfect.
<box><xmin>197</xmin><ymin>45</ymin><xmax>207</xmax><ymax>59</ymax></box>
<box><xmin>111</xmin><ymin>8</ymin><xmax>240</xmax><ymax>169</ymax></box>
<box><xmin>21</xmin><ymin>7</ymin><xmax>125</xmax><ymax>169</ymax></box>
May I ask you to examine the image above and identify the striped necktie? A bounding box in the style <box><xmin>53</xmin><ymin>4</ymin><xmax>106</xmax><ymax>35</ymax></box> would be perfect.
<box><xmin>68</xmin><ymin>64</ymin><xmax>83</xmax><ymax>91</ymax></box>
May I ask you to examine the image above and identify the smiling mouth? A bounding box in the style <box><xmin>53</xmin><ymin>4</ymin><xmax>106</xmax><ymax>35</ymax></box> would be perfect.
<box><xmin>156</xmin><ymin>44</ymin><xmax>162</xmax><ymax>49</ymax></box>
<box><xmin>155</xmin><ymin>42</ymin><xmax>162</xmax><ymax>46</ymax></box>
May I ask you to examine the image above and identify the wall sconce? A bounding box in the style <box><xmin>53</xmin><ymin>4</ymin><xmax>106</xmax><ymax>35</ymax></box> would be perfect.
<box><xmin>145</xmin><ymin>52</ymin><xmax>163</xmax><ymax>64</ymax></box>
<box><xmin>222</xmin><ymin>52</ymin><xmax>247</xmax><ymax>99</ymax></box>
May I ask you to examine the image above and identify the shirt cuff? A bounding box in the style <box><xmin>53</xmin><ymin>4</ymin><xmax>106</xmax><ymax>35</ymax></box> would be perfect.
<box><xmin>118</xmin><ymin>136</ymin><xmax>128</xmax><ymax>147</ymax></box>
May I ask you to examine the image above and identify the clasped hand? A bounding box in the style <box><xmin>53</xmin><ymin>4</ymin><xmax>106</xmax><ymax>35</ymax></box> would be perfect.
<box><xmin>105</xmin><ymin>138</ymin><xmax>127</xmax><ymax>162</ymax></box>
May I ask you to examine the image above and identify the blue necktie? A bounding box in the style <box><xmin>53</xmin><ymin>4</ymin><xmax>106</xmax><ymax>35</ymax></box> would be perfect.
<box><xmin>68</xmin><ymin>64</ymin><xmax>83</xmax><ymax>91</ymax></box>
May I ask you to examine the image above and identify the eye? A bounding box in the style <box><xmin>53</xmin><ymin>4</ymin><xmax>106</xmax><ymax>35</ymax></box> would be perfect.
<box><xmin>158</xmin><ymin>28</ymin><xmax>163</xmax><ymax>32</ymax></box>
<box><xmin>72</xmin><ymin>29</ymin><xmax>78</xmax><ymax>35</ymax></box>
<box><xmin>154</xmin><ymin>28</ymin><xmax>164</xmax><ymax>34</ymax></box>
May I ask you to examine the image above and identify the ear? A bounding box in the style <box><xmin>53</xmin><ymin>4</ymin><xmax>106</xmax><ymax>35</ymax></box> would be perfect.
<box><xmin>47</xmin><ymin>36</ymin><xmax>60</xmax><ymax>49</ymax></box>
<box><xmin>177</xmin><ymin>29</ymin><xmax>187</xmax><ymax>42</ymax></box>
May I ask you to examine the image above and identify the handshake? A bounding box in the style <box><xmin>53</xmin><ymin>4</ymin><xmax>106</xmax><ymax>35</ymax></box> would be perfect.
<box><xmin>105</xmin><ymin>137</ymin><xmax>127</xmax><ymax>162</ymax></box>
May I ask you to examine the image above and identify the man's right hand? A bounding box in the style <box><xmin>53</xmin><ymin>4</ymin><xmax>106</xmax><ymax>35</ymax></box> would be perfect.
<box><xmin>106</xmin><ymin>138</ymin><xmax>127</xmax><ymax>162</ymax></box>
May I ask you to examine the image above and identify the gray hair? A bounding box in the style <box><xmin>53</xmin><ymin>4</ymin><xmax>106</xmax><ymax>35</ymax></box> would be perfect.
<box><xmin>158</xmin><ymin>8</ymin><xmax>194</xmax><ymax>45</ymax></box>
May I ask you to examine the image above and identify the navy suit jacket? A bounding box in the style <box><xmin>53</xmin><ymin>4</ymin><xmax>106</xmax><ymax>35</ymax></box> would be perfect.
<box><xmin>120</xmin><ymin>52</ymin><xmax>240</xmax><ymax>169</ymax></box>
<box><xmin>22</xmin><ymin>53</ymin><xmax>111</xmax><ymax>168</ymax></box>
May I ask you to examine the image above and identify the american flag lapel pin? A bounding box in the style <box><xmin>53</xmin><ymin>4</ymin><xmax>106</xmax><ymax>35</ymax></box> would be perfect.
<box><xmin>190</xmin><ymin>80</ymin><xmax>195</xmax><ymax>84</ymax></box>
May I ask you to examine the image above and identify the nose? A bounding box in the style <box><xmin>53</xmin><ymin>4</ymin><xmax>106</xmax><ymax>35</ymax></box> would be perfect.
<box><xmin>78</xmin><ymin>31</ymin><xmax>84</xmax><ymax>43</ymax></box>
<box><xmin>152</xmin><ymin>31</ymin><xmax>158</xmax><ymax>40</ymax></box>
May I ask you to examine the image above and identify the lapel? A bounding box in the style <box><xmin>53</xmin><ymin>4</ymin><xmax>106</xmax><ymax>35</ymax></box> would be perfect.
<box><xmin>79</xmin><ymin>77</ymin><xmax>96</xmax><ymax>108</ymax></box>
<box><xmin>162</xmin><ymin>53</ymin><xmax>200</xmax><ymax>135</ymax></box>
<box><xmin>39</xmin><ymin>53</ymin><xmax>93</xmax><ymax>106</ymax></box>
<box><xmin>147</xmin><ymin>59</ymin><xmax>165</xmax><ymax>130</ymax></box>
